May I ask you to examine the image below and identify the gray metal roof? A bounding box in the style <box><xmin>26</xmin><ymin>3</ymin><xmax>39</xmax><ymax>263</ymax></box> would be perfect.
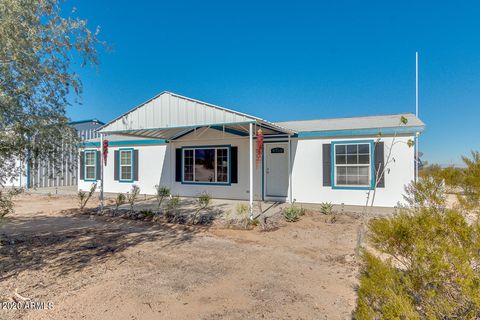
<box><xmin>98</xmin><ymin>91</ymin><xmax>294</xmax><ymax>138</ymax></box>
<box><xmin>275</xmin><ymin>113</ymin><xmax>425</xmax><ymax>132</ymax></box>
<box><xmin>84</xmin><ymin>134</ymin><xmax>155</xmax><ymax>143</ymax></box>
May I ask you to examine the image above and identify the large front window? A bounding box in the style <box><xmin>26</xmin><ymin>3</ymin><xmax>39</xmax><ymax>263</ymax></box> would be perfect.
<box><xmin>120</xmin><ymin>150</ymin><xmax>133</xmax><ymax>181</ymax></box>
<box><xmin>334</xmin><ymin>143</ymin><xmax>371</xmax><ymax>187</ymax></box>
<box><xmin>85</xmin><ymin>151</ymin><xmax>96</xmax><ymax>181</ymax></box>
<box><xmin>183</xmin><ymin>147</ymin><xmax>229</xmax><ymax>183</ymax></box>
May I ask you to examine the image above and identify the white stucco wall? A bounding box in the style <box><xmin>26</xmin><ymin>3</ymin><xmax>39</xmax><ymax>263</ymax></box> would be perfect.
<box><xmin>79</xmin><ymin>130</ymin><xmax>415</xmax><ymax>207</ymax></box>
<box><xmin>291</xmin><ymin>136</ymin><xmax>415</xmax><ymax>207</ymax></box>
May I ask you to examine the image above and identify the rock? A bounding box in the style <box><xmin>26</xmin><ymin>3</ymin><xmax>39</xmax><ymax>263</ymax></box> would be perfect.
<box><xmin>137</xmin><ymin>213</ymin><xmax>145</xmax><ymax>219</ymax></box>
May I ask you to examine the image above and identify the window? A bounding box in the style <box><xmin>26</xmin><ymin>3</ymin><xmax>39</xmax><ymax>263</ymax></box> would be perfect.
<box><xmin>183</xmin><ymin>147</ymin><xmax>229</xmax><ymax>184</ymax></box>
<box><xmin>334</xmin><ymin>142</ymin><xmax>371</xmax><ymax>187</ymax></box>
<box><xmin>119</xmin><ymin>149</ymin><xmax>133</xmax><ymax>181</ymax></box>
<box><xmin>84</xmin><ymin>150</ymin><xmax>96</xmax><ymax>181</ymax></box>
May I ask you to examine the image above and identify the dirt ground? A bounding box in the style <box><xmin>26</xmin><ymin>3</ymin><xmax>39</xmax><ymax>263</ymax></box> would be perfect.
<box><xmin>0</xmin><ymin>193</ymin><xmax>361</xmax><ymax>320</ymax></box>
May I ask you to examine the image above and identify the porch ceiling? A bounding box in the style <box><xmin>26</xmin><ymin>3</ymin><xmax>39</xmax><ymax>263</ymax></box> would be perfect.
<box><xmin>100</xmin><ymin>122</ymin><xmax>291</xmax><ymax>141</ymax></box>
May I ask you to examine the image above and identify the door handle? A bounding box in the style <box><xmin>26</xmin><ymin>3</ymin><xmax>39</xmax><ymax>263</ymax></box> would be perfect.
<box><xmin>266</xmin><ymin>168</ymin><xmax>270</xmax><ymax>174</ymax></box>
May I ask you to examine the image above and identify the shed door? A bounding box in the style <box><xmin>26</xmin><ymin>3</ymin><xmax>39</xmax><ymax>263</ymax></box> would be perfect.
<box><xmin>265</xmin><ymin>143</ymin><xmax>288</xmax><ymax>198</ymax></box>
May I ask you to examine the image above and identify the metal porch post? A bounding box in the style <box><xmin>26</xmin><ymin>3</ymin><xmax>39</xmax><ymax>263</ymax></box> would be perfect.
<box><xmin>249</xmin><ymin>122</ymin><xmax>254</xmax><ymax>218</ymax></box>
<box><xmin>100</xmin><ymin>133</ymin><xmax>104</xmax><ymax>211</ymax></box>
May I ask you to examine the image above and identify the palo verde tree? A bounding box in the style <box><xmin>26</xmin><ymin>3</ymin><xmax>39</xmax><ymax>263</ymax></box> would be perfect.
<box><xmin>0</xmin><ymin>0</ymin><xmax>102</xmax><ymax>187</ymax></box>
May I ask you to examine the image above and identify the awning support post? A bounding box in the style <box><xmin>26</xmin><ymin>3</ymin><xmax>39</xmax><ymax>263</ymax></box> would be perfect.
<box><xmin>288</xmin><ymin>135</ymin><xmax>292</xmax><ymax>203</ymax></box>
<box><xmin>249</xmin><ymin>122</ymin><xmax>254</xmax><ymax>218</ymax></box>
<box><xmin>100</xmin><ymin>133</ymin><xmax>104</xmax><ymax>211</ymax></box>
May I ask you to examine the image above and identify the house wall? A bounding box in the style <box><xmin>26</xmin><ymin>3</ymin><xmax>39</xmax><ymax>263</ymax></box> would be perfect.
<box><xmin>78</xmin><ymin>128</ymin><xmax>265</xmax><ymax>200</ymax></box>
<box><xmin>79</xmin><ymin>130</ymin><xmax>415</xmax><ymax>207</ymax></box>
<box><xmin>291</xmin><ymin>135</ymin><xmax>415</xmax><ymax>207</ymax></box>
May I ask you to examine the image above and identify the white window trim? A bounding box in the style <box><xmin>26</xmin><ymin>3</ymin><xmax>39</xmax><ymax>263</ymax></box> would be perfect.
<box><xmin>333</xmin><ymin>142</ymin><xmax>372</xmax><ymax>188</ymax></box>
<box><xmin>119</xmin><ymin>149</ymin><xmax>133</xmax><ymax>182</ymax></box>
<box><xmin>182</xmin><ymin>147</ymin><xmax>230</xmax><ymax>184</ymax></box>
<box><xmin>84</xmin><ymin>150</ymin><xmax>96</xmax><ymax>181</ymax></box>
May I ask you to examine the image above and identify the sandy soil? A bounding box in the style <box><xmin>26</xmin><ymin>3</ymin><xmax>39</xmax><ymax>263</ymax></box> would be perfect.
<box><xmin>0</xmin><ymin>193</ymin><xmax>360</xmax><ymax>320</ymax></box>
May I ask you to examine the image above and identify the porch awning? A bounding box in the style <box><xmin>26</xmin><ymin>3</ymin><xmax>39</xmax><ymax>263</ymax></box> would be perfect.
<box><xmin>97</xmin><ymin>91</ymin><xmax>295</xmax><ymax>140</ymax></box>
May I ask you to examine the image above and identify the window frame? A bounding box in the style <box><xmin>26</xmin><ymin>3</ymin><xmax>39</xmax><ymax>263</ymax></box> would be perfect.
<box><xmin>118</xmin><ymin>148</ymin><xmax>134</xmax><ymax>183</ymax></box>
<box><xmin>181</xmin><ymin>145</ymin><xmax>231</xmax><ymax>185</ymax></box>
<box><xmin>84</xmin><ymin>149</ymin><xmax>97</xmax><ymax>182</ymax></box>
<box><xmin>331</xmin><ymin>140</ymin><xmax>375</xmax><ymax>190</ymax></box>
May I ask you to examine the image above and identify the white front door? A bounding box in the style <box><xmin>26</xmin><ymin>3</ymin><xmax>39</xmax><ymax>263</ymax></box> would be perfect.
<box><xmin>265</xmin><ymin>143</ymin><xmax>289</xmax><ymax>198</ymax></box>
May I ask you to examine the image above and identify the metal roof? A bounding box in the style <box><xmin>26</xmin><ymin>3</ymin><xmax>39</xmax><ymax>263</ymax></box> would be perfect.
<box><xmin>98</xmin><ymin>92</ymin><xmax>294</xmax><ymax>139</ymax></box>
<box><xmin>275</xmin><ymin>113</ymin><xmax>425</xmax><ymax>132</ymax></box>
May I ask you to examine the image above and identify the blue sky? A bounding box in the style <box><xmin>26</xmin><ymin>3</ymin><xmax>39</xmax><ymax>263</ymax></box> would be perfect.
<box><xmin>67</xmin><ymin>0</ymin><xmax>479</xmax><ymax>165</ymax></box>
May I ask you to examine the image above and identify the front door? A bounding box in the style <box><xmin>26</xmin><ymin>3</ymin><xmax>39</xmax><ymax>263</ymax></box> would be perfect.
<box><xmin>265</xmin><ymin>143</ymin><xmax>289</xmax><ymax>198</ymax></box>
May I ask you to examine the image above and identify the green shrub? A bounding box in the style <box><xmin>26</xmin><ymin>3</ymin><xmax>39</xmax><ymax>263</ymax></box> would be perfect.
<box><xmin>319</xmin><ymin>202</ymin><xmax>333</xmax><ymax>215</ymax></box>
<box><xmin>282</xmin><ymin>202</ymin><xmax>305</xmax><ymax>222</ymax></box>
<box><xmin>154</xmin><ymin>185</ymin><xmax>170</xmax><ymax>211</ymax></box>
<box><xmin>191</xmin><ymin>192</ymin><xmax>211</xmax><ymax>224</ymax></box>
<box><xmin>114</xmin><ymin>193</ymin><xmax>126</xmax><ymax>212</ymax></box>
<box><xmin>126</xmin><ymin>185</ymin><xmax>140</xmax><ymax>213</ymax></box>
<box><xmin>0</xmin><ymin>187</ymin><xmax>23</xmax><ymax>218</ymax></box>
<box><xmin>165</xmin><ymin>195</ymin><xmax>181</xmax><ymax>222</ymax></box>
<box><xmin>355</xmin><ymin>202</ymin><xmax>480</xmax><ymax>318</ymax></box>
<box><xmin>140</xmin><ymin>209</ymin><xmax>154</xmax><ymax>217</ymax></box>
<box><xmin>458</xmin><ymin>151</ymin><xmax>480</xmax><ymax>211</ymax></box>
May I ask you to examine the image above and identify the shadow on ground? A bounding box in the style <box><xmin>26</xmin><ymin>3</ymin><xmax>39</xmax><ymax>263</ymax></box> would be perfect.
<box><xmin>0</xmin><ymin>214</ymin><xmax>203</xmax><ymax>281</ymax></box>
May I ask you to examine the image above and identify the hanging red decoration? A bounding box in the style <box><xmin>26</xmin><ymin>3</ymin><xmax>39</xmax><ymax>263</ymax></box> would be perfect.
<box><xmin>102</xmin><ymin>139</ymin><xmax>109</xmax><ymax>166</ymax></box>
<box><xmin>256</xmin><ymin>129</ymin><xmax>264</xmax><ymax>168</ymax></box>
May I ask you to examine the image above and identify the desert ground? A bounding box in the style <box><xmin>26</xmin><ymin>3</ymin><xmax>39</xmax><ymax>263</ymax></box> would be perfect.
<box><xmin>0</xmin><ymin>192</ymin><xmax>363</xmax><ymax>320</ymax></box>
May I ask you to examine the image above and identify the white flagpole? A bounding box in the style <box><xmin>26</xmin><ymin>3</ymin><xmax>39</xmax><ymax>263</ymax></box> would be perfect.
<box><xmin>415</xmin><ymin>51</ymin><xmax>419</xmax><ymax>182</ymax></box>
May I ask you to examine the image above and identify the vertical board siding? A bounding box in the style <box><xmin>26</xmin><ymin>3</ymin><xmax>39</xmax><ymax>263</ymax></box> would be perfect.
<box><xmin>28</xmin><ymin>127</ymin><xmax>99</xmax><ymax>188</ymax></box>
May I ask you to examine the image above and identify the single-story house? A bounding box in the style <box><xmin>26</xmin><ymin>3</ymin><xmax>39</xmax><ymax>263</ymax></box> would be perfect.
<box><xmin>79</xmin><ymin>91</ymin><xmax>425</xmax><ymax>207</ymax></box>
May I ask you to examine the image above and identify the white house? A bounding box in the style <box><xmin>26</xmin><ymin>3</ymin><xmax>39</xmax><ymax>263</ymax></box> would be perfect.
<box><xmin>78</xmin><ymin>92</ymin><xmax>425</xmax><ymax>207</ymax></box>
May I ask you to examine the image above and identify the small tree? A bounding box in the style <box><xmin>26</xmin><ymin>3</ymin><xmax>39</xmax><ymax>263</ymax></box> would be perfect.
<box><xmin>78</xmin><ymin>183</ymin><xmax>97</xmax><ymax>211</ymax></box>
<box><xmin>191</xmin><ymin>192</ymin><xmax>211</xmax><ymax>224</ymax></box>
<box><xmin>126</xmin><ymin>185</ymin><xmax>140</xmax><ymax>213</ymax></box>
<box><xmin>114</xmin><ymin>193</ymin><xmax>126</xmax><ymax>213</ymax></box>
<box><xmin>154</xmin><ymin>185</ymin><xmax>170</xmax><ymax>212</ymax></box>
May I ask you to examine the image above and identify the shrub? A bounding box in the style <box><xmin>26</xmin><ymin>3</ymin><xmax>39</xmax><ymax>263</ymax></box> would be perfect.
<box><xmin>78</xmin><ymin>183</ymin><xmax>97</xmax><ymax>211</ymax></box>
<box><xmin>402</xmin><ymin>176</ymin><xmax>447</xmax><ymax>210</ymax></box>
<box><xmin>0</xmin><ymin>187</ymin><xmax>23</xmax><ymax>218</ymax></box>
<box><xmin>282</xmin><ymin>202</ymin><xmax>305</xmax><ymax>222</ymax></box>
<box><xmin>458</xmin><ymin>151</ymin><xmax>480</xmax><ymax>212</ymax></box>
<box><xmin>140</xmin><ymin>209</ymin><xmax>154</xmax><ymax>217</ymax></box>
<box><xmin>126</xmin><ymin>185</ymin><xmax>140</xmax><ymax>213</ymax></box>
<box><xmin>165</xmin><ymin>195</ymin><xmax>181</xmax><ymax>222</ymax></box>
<box><xmin>319</xmin><ymin>202</ymin><xmax>333</xmax><ymax>215</ymax></box>
<box><xmin>114</xmin><ymin>193</ymin><xmax>126</xmax><ymax>212</ymax></box>
<box><xmin>154</xmin><ymin>185</ymin><xmax>170</xmax><ymax>212</ymax></box>
<box><xmin>191</xmin><ymin>192</ymin><xmax>211</xmax><ymax>224</ymax></box>
<box><xmin>234</xmin><ymin>203</ymin><xmax>250</xmax><ymax>229</ymax></box>
<box><xmin>355</xmin><ymin>172</ymin><xmax>480</xmax><ymax>319</ymax></box>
